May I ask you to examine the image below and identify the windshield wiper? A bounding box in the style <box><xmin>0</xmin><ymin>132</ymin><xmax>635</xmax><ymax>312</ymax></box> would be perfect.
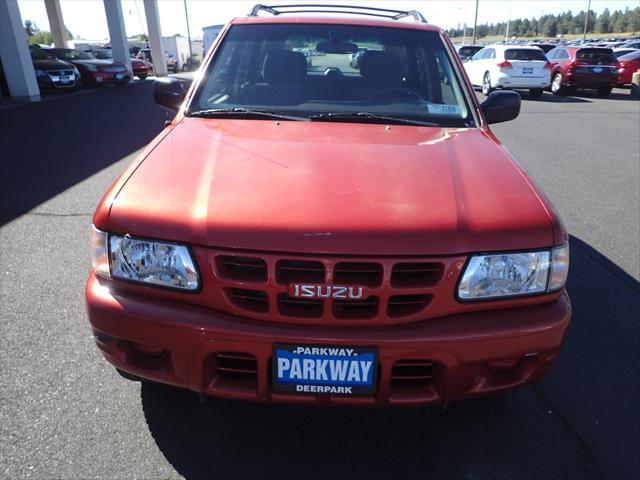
<box><xmin>309</xmin><ymin>112</ymin><xmax>439</xmax><ymax>127</ymax></box>
<box><xmin>188</xmin><ymin>108</ymin><xmax>307</xmax><ymax>122</ymax></box>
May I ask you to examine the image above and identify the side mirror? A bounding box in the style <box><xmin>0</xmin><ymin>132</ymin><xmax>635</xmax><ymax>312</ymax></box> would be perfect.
<box><xmin>481</xmin><ymin>90</ymin><xmax>521</xmax><ymax>124</ymax></box>
<box><xmin>153</xmin><ymin>76</ymin><xmax>191</xmax><ymax>112</ymax></box>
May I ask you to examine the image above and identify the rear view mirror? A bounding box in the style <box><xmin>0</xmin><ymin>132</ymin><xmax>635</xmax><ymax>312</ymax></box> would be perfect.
<box><xmin>153</xmin><ymin>77</ymin><xmax>192</xmax><ymax>112</ymax></box>
<box><xmin>481</xmin><ymin>90</ymin><xmax>521</xmax><ymax>124</ymax></box>
<box><xmin>316</xmin><ymin>41</ymin><xmax>358</xmax><ymax>54</ymax></box>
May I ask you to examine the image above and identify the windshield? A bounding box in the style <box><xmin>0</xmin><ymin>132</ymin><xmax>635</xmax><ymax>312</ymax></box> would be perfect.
<box><xmin>30</xmin><ymin>48</ymin><xmax>54</xmax><ymax>60</ymax></box>
<box><xmin>94</xmin><ymin>50</ymin><xmax>113</xmax><ymax>59</ymax></box>
<box><xmin>190</xmin><ymin>24</ymin><xmax>473</xmax><ymax>127</ymax></box>
<box><xmin>52</xmin><ymin>49</ymin><xmax>95</xmax><ymax>60</ymax></box>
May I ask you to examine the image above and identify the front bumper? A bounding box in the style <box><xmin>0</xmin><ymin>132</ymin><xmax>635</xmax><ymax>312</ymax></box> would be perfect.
<box><xmin>90</xmin><ymin>70</ymin><xmax>132</xmax><ymax>84</ymax></box>
<box><xmin>86</xmin><ymin>273</ymin><xmax>571</xmax><ymax>406</ymax></box>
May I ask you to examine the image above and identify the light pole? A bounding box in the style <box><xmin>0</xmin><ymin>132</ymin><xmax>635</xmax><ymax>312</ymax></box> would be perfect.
<box><xmin>582</xmin><ymin>0</ymin><xmax>592</xmax><ymax>43</ymax></box>
<box><xmin>472</xmin><ymin>0</ymin><xmax>480</xmax><ymax>45</ymax></box>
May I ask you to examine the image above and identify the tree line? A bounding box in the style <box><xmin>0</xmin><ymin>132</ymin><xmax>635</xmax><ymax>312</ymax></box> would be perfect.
<box><xmin>448</xmin><ymin>7</ymin><xmax>640</xmax><ymax>39</ymax></box>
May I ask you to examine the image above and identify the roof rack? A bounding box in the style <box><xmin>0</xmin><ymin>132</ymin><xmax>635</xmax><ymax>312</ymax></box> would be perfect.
<box><xmin>248</xmin><ymin>4</ymin><xmax>427</xmax><ymax>23</ymax></box>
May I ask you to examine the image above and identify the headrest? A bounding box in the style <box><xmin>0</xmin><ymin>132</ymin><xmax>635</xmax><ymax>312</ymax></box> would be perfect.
<box><xmin>358</xmin><ymin>51</ymin><xmax>403</xmax><ymax>87</ymax></box>
<box><xmin>263</xmin><ymin>50</ymin><xmax>308</xmax><ymax>84</ymax></box>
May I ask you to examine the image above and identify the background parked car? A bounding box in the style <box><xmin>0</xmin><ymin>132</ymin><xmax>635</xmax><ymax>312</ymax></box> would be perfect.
<box><xmin>546</xmin><ymin>46</ymin><xmax>619</xmax><ymax>97</ymax></box>
<box><xmin>619</xmin><ymin>40</ymin><xmax>640</xmax><ymax>49</ymax></box>
<box><xmin>616</xmin><ymin>50</ymin><xmax>640</xmax><ymax>85</ymax></box>
<box><xmin>464</xmin><ymin>45</ymin><xmax>550</xmax><ymax>97</ymax></box>
<box><xmin>130</xmin><ymin>58</ymin><xmax>151</xmax><ymax>79</ymax></box>
<box><xmin>136</xmin><ymin>48</ymin><xmax>178</xmax><ymax>73</ymax></box>
<box><xmin>47</xmin><ymin>48</ymin><xmax>131</xmax><ymax>86</ymax></box>
<box><xmin>456</xmin><ymin>45</ymin><xmax>483</xmax><ymax>61</ymax></box>
<box><xmin>527</xmin><ymin>43</ymin><xmax>557</xmax><ymax>54</ymax></box>
<box><xmin>613</xmin><ymin>48</ymin><xmax>639</xmax><ymax>58</ymax></box>
<box><xmin>27</xmin><ymin>45</ymin><xmax>80</xmax><ymax>92</ymax></box>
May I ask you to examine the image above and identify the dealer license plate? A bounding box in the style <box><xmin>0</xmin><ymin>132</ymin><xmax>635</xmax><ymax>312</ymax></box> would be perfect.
<box><xmin>272</xmin><ymin>344</ymin><xmax>377</xmax><ymax>395</ymax></box>
<box><xmin>522</xmin><ymin>67</ymin><xmax>533</xmax><ymax>75</ymax></box>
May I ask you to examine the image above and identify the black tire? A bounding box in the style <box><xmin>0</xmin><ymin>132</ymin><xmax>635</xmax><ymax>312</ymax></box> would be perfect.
<box><xmin>597</xmin><ymin>86</ymin><xmax>612</xmax><ymax>97</ymax></box>
<box><xmin>137</xmin><ymin>74</ymin><xmax>147</xmax><ymax>80</ymax></box>
<box><xmin>550</xmin><ymin>73</ymin><xmax>565</xmax><ymax>95</ymax></box>
<box><xmin>482</xmin><ymin>72</ymin><xmax>493</xmax><ymax>95</ymax></box>
<box><xmin>529</xmin><ymin>88</ymin><xmax>544</xmax><ymax>98</ymax></box>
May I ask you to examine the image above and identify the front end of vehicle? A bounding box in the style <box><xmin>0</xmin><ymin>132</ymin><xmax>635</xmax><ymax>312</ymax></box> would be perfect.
<box><xmin>84</xmin><ymin>62</ymin><xmax>132</xmax><ymax>85</ymax></box>
<box><xmin>34</xmin><ymin>64</ymin><xmax>80</xmax><ymax>90</ymax></box>
<box><xmin>86</xmin><ymin>226</ymin><xmax>569</xmax><ymax>405</ymax></box>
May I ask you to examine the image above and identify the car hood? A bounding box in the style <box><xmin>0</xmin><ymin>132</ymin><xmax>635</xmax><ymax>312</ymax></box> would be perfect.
<box><xmin>33</xmin><ymin>58</ymin><xmax>73</xmax><ymax>69</ymax></box>
<box><xmin>106</xmin><ymin>118</ymin><xmax>554</xmax><ymax>255</ymax></box>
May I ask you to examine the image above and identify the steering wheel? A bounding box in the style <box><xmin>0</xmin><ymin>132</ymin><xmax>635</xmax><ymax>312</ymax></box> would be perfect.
<box><xmin>366</xmin><ymin>88</ymin><xmax>422</xmax><ymax>102</ymax></box>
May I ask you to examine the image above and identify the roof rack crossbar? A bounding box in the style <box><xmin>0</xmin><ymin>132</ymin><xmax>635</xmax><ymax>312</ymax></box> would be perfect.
<box><xmin>248</xmin><ymin>4</ymin><xmax>426</xmax><ymax>22</ymax></box>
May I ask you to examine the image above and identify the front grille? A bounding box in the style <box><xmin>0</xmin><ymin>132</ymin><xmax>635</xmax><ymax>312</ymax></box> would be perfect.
<box><xmin>225</xmin><ymin>288</ymin><xmax>268</xmax><ymax>313</ymax></box>
<box><xmin>334</xmin><ymin>262</ymin><xmax>383</xmax><ymax>287</ymax></box>
<box><xmin>387</xmin><ymin>294</ymin><xmax>432</xmax><ymax>318</ymax></box>
<box><xmin>391</xmin><ymin>263</ymin><xmax>443</xmax><ymax>288</ymax></box>
<box><xmin>214</xmin><ymin>352</ymin><xmax>257</xmax><ymax>379</ymax></box>
<box><xmin>46</xmin><ymin>69</ymin><xmax>73</xmax><ymax>76</ymax></box>
<box><xmin>276</xmin><ymin>260</ymin><xmax>325</xmax><ymax>284</ymax></box>
<box><xmin>217</xmin><ymin>256</ymin><xmax>267</xmax><ymax>282</ymax></box>
<box><xmin>278</xmin><ymin>293</ymin><xmax>323</xmax><ymax>318</ymax></box>
<box><xmin>208</xmin><ymin>251</ymin><xmax>450</xmax><ymax>325</ymax></box>
<box><xmin>391</xmin><ymin>360</ymin><xmax>434</xmax><ymax>386</ymax></box>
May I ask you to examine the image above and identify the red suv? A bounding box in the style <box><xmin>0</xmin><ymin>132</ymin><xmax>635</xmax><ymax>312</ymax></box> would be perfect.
<box><xmin>86</xmin><ymin>4</ymin><xmax>570</xmax><ymax>406</ymax></box>
<box><xmin>547</xmin><ymin>46</ymin><xmax>619</xmax><ymax>96</ymax></box>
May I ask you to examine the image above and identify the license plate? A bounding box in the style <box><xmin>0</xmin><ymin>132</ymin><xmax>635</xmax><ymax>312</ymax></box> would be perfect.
<box><xmin>60</xmin><ymin>76</ymin><xmax>72</xmax><ymax>83</ymax></box>
<box><xmin>592</xmin><ymin>67</ymin><xmax>603</xmax><ymax>74</ymax></box>
<box><xmin>115</xmin><ymin>73</ymin><xmax>124</xmax><ymax>80</ymax></box>
<box><xmin>522</xmin><ymin>67</ymin><xmax>533</xmax><ymax>75</ymax></box>
<box><xmin>272</xmin><ymin>344</ymin><xmax>377</xmax><ymax>395</ymax></box>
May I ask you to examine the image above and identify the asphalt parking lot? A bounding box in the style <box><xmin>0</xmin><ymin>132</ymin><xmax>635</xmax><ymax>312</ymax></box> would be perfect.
<box><xmin>0</xmin><ymin>81</ymin><xmax>638</xmax><ymax>479</ymax></box>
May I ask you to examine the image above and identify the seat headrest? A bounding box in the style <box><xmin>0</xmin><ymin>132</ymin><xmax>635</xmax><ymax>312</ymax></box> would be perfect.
<box><xmin>359</xmin><ymin>51</ymin><xmax>403</xmax><ymax>87</ymax></box>
<box><xmin>263</xmin><ymin>50</ymin><xmax>308</xmax><ymax>84</ymax></box>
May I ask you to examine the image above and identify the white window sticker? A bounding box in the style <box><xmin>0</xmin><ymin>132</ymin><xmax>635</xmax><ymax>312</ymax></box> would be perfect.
<box><xmin>427</xmin><ymin>104</ymin><xmax>461</xmax><ymax>115</ymax></box>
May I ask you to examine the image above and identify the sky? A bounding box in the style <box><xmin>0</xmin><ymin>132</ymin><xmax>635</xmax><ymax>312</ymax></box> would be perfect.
<box><xmin>17</xmin><ymin>0</ymin><xmax>640</xmax><ymax>41</ymax></box>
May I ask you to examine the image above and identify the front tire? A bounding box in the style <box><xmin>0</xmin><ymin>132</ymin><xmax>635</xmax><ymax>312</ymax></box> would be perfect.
<box><xmin>550</xmin><ymin>73</ymin><xmax>565</xmax><ymax>95</ymax></box>
<box><xmin>137</xmin><ymin>74</ymin><xmax>147</xmax><ymax>80</ymax></box>
<box><xmin>529</xmin><ymin>88</ymin><xmax>544</xmax><ymax>98</ymax></box>
<box><xmin>597</xmin><ymin>86</ymin><xmax>612</xmax><ymax>97</ymax></box>
<box><xmin>482</xmin><ymin>72</ymin><xmax>493</xmax><ymax>95</ymax></box>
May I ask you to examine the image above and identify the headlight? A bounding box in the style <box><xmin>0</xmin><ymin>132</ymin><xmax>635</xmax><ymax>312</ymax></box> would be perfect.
<box><xmin>90</xmin><ymin>227</ymin><xmax>199</xmax><ymax>291</ymax></box>
<box><xmin>458</xmin><ymin>244</ymin><xmax>569</xmax><ymax>300</ymax></box>
<box><xmin>85</xmin><ymin>64</ymin><xmax>98</xmax><ymax>72</ymax></box>
<box><xmin>34</xmin><ymin>69</ymin><xmax>46</xmax><ymax>77</ymax></box>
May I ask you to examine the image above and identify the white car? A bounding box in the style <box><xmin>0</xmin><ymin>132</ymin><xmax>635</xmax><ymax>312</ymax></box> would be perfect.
<box><xmin>464</xmin><ymin>44</ymin><xmax>551</xmax><ymax>97</ymax></box>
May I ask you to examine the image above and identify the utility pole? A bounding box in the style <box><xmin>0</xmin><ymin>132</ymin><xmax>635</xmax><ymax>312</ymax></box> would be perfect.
<box><xmin>472</xmin><ymin>0</ymin><xmax>479</xmax><ymax>45</ymax></box>
<box><xmin>183</xmin><ymin>0</ymin><xmax>193</xmax><ymax>66</ymax></box>
<box><xmin>582</xmin><ymin>0</ymin><xmax>591</xmax><ymax>43</ymax></box>
<box><xmin>505</xmin><ymin>0</ymin><xmax>512</xmax><ymax>42</ymax></box>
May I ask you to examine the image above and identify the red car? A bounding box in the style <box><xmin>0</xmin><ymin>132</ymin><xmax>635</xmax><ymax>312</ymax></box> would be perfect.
<box><xmin>616</xmin><ymin>50</ymin><xmax>640</xmax><ymax>85</ymax></box>
<box><xmin>131</xmin><ymin>58</ymin><xmax>151</xmax><ymax>80</ymax></box>
<box><xmin>49</xmin><ymin>48</ymin><xmax>131</xmax><ymax>86</ymax></box>
<box><xmin>86</xmin><ymin>4</ymin><xmax>570</xmax><ymax>406</ymax></box>
<box><xmin>546</xmin><ymin>46</ymin><xmax>619</xmax><ymax>97</ymax></box>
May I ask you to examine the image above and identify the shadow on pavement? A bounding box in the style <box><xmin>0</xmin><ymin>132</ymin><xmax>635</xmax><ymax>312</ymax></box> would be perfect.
<box><xmin>0</xmin><ymin>81</ymin><xmax>167</xmax><ymax>226</ymax></box>
<box><xmin>141</xmin><ymin>236</ymin><xmax>639</xmax><ymax>480</ymax></box>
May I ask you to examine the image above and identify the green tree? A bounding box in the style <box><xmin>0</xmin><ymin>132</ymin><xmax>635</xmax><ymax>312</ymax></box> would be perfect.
<box><xmin>629</xmin><ymin>7</ymin><xmax>640</xmax><ymax>33</ymax></box>
<box><xmin>28</xmin><ymin>31</ymin><xmax>53</xmax><ymax>45</ymax></box>
<box><xmin>596</xmin><ymin>8</ymin><xmax>611</xmax><ymax>33</ymax></box>
<box><xmin>614</xmin><ymin>9</ymin><xmax>628</xmax><ymax>32</ymax></box>
<box><xmin>542</xmin><ymin>17</ymin><xmax>558</xmax><ymax>37</ymax></box>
